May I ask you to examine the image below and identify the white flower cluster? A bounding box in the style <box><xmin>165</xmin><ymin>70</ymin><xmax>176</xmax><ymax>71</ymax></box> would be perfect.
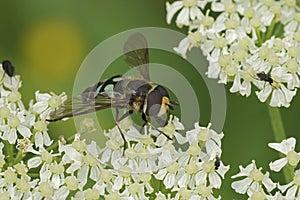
<box><xmin>0</xmin><ymin>65</ymin><xmax>67</xmax><ymax>199</ymax></box>
<box><xmin>0</xmin><ymin>67</ymin><xmax>229</xmax><ymax>199</ymax></box>
<box><xmin>166</xmin><ymin>0</ymin><xmax>300</xmax><ymax>107</ymax></box>
<box><xmin>231</xmin><ymin>137</ymin><xmax>300</xmax><ymax>199</ymax></box>
<box><xmin>57</xmin><ymin>117</ymin><xmax>229</xmax><ymax>200</ymax></box>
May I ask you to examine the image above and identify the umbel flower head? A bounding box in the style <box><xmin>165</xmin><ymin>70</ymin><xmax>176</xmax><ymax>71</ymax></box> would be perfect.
<box><xmin>0</xmin><ymin>66</ymin><xmax>229</xmax><ymax>199</ymax></box>
<box><xmin>231</xmin><ymin>136</ymin><xmax>300</xmax><ymax>199</ymax></box>
<box><xmin>167</xmin><ymin>0</ymin><xmax>300</xmax><ymax>107</ymax></box>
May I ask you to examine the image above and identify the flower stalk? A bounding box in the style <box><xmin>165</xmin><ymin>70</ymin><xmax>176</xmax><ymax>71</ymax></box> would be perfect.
<box><xmin>6</xmin><ymin>141</ymin><xmax>14</xmax><ymax>167</ymax></box>
<box><xmin>13</xmin><ymin>151</ymin><xmax>24</xmax><ymax>165</ymax></box>
<box><xmin>267</xmin><ymin>106</ymin><xmax>286</xmax><ymax>142</ymax></box>
<box><xmin>267</xmin><ymin>105</ymin><xmax>293</xmax><ymax>182</ymax></box>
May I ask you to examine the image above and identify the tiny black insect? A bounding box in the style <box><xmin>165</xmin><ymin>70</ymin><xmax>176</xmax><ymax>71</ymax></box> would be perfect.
<box><xmin>215</xmin><ymin>155</ymin><xmax>220</xmax><ymax>170</ymax></box>
<box><xmin>2</xmin><ymin>60</ymin><xmax>15</xmax><ymax>78</ymax></box>
<box><xmin>256</xmin><ymin>72</ymin><xmax>273</xmax><ymax>85</ymax></box>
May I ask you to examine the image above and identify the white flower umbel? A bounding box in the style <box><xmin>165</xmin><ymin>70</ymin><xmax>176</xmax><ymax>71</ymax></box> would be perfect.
<box><xmin>268</xmin><ymin>137</ymin><xmax>300</xmax><ymax>172</ymax></box>
<box><xmin>231</xmin><ymin>160</ymin><xmax>276</xmax><ymax>195</ymax></box>
<box><xmin>167</xmin><ymin>0</ymin><xmax>300</xmax><ymax>107</ymax></box>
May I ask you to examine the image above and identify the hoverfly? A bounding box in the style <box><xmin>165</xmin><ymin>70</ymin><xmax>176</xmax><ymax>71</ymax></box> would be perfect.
<box><xmin>47</xmin><ymin>33</ymin><xmax>179</xmax><ymax>152</ymax></box>
<box><xmin>1</xmin><ymin>60</ymin><xmax>15</xmax><ymax>80</ymax></box>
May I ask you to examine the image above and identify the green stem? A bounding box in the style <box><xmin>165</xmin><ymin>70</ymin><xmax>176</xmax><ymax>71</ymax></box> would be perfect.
<box><xmin>267</xmin><ymin>106</ymin><xmax>286</xmax><ymax>142</ymax></box>
<box><xmin>255</xmin><ymin>28</ymin><xmax>263</xmax><ymax>47</ymax></box>
<box><xmin>267</xmin><ymin>105</ymin><xmax>293</xmax><ymax>182</ymax></box>
<box><xmin>13</xmin><ymin>151</ymin><xmax>24</xmax><ymax>165</ymax></box>
<box><xmin>5</xmin><ymin>141</ymin><xmax>14</xmax><ymax>166</ymax></box>
<box><xmin>27</xmin><ymin>173</ymin><xmax>40</xmax><ymax>178</ymax></box>
<box><xmin>265</xmin><ymin>17</ymin><xmax>276</xmax><ymax>40</ymax></box>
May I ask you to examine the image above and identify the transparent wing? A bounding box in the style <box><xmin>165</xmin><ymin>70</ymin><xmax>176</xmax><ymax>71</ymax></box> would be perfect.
<box><xmin>48</xmin><ymin>91</ymin><xmax>129</xmax><ymax>121</ymax></box>
<box><xmin>124</xmin><ymin>32</ymin><xmax>150</xmax><ymax>81</ymax></box>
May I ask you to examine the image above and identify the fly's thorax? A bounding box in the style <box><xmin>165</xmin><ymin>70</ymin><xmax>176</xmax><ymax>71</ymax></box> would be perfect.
<box><xmin>131</xmin><ymin>98</ymin><xmax>144</xmax><ymax>112</ymax></box>
<box><xmin>114</xmin><ymin>77</ymin><xmax>151</xmax><ymax>95</ymax></box>
<box><xmin>125</xmin><ymin>79</ymin><xmax>153</xmax><ymax>113</ymax></box>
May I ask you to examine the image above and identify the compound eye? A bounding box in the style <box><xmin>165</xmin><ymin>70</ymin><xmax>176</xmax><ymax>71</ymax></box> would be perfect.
<box><xmin>145</xmin><ymin>91</ymin><xmax>163</xmax><ymax>116</ymax></box>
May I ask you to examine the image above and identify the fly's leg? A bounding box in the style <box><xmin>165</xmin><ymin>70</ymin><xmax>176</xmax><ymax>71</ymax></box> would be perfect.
<box><xmin>115</xmin><ymin>110</ymin><xmax>133</xmax><ymax>155</ymax></box>
<box><xmin>115</xmin><ymin>108</ymin><xmax>120</xmax><ymax>121</ymax></box>
<box><xmin>0</xmin><ymin>73</ymin><xmax>4</xmax><ymax>82</ymax></box>
<box><xmin>141</xmin><ymin>113</ymin><xmax>173</xmax><ymax>141</ymax></box>
<box><xmin>139</xmin><ymin>112</ymin><xmax>147</xmax><ymax>133</ymax></box>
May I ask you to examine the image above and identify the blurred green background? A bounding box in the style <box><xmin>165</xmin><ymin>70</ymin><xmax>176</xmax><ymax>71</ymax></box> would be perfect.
<box><xmin>1</xmin><ymin>1</ymin><xmax>300</xmax><ymax>199</ymax></box>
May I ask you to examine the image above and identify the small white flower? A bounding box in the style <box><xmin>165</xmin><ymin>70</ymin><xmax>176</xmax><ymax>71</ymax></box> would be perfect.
<box><xmin>166</xmin><ymin>0</ymin><xmax>208</xmax><ymax>27</ymax></box>
<box><xmin>196</xmin><ymin>183</ymin><xmax>221</xmax><ymax>199</ymax></box>
<box><xmin>100</xmin><ymin>127</ymin><xmax>125</xmax><ymax>164</ymax></box>
<box><xmin>59</xmin><ymin>138</ymin><xmax>102</xmax><ymax>190</ymax></box>
<box><xmin>246</xmin><ymin>187</ymin><xmax>269</xmax><ymax>200</ymax></box>
<box><xmin>231</xmin><ymin>160</ymin><xmax>276</xmax><ymax>194</ymax></box>
<box><xmin>154</xmin><ymin>151</ymin><xmax>180</xmax><ymax>189</ymax></box>
<box><xmin>32</xmin><ymin>181</ymin><xmax>69</xmax><ymax>199</ymax></box>
<box><xmin>33</xmin><ymin>120</ymin><xmax>53</xmax><ymax>148</ymax></box>
<box><xmin>27</xmin><ymin>147</ymin><xmax>58</xmax><ymax>169</ymax></box>
<box><xmin>195</xmin><ymin>154</ymin><xmax>229</xmax><ymax>189</ymax></box>
<box><xmin>0</xmin><ymin>112</ymin><xmax>32</xmax><ymax>144</ymax></box>
<box><xmin>255</xmin><ymin>67</ymin><xmax>296</xmax><ymax>107</ymax></box>
<box><xmin>40</xmin><ymin>161</ymin><xmax>65</xmax><ymax>189</ymax></box>
<box><xmin>230</xmin><ymin>66</ymin><xmax>256</xmax><ymax>96</ymax></box>
<box><xmin>15</xmin><ymin>175</ymin><xmax>38</xmax><ymax>198</ymax></box>
<box><xmin>186</xmin><ymin>122</ymin><xmax>223</xmax><ymax>156</ymax></box>
<box><xmin>156</xmin><ymin>115</ymin><xmax>185</xmax><ymax>145</ymax></box>
<box><xmin>155</xmin><ymin>191</ymin><xmax>172</xmax><ymax>200</ymax></box>
<box><xmin>284</xmin><ymin>12</ymin><xmax>300</xmax><ymax>33</ymax></box>
<box><xmin>174</xmin><ymin>31</ymin><xmax>204</xmax><ymax>58</ymax></box>
<box><xmin>278</xmin><ymin>169</ymin><xmax>300</xmax><ymax>199</ymax></box>
<box><xmin>269</xmin><ymin>137</ymin><xmax>300</xmax><ymax>172</ymax></box>
<box><xmin>32</xmin><ymin>91</ymin><xmax>67</xmax><ymax>119</ymax></box>
<box><xmin>0</xmin><ymin>65</ymin><xmax>22</xmax><ymax>90</ymax></box>
<box><xmin>1</xmin><ymin>88</ymin><xmax>25</xmax><ymax>111</ymax></box>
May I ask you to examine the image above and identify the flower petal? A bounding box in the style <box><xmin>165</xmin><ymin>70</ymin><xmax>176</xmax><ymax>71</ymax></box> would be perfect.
<box><xmin>231</xmin><ymin>177</ymin><xmax>252</xmax><ymax>194</ymax></box>
<box><xmin>209</xmin><ymin>172</ymin><xmax>222</xmax><ymax>188</ymax></box>
<box><xmin>269</xmin><ymin>158</ymin><xmax>288</xmax><ymax>172</ymax></box>
<box><xmin>166</xmin><ymin>1</ymin><xmax>183</xmax><ymax>24</ymax></box>
<box><xmin>28</xmin><ymin>157</ymin><xmax>42</xmax><ymax>168</ymax></box>
<box><xmin>262</xmin><ymin>172</ymin><xmax>276</xmax><ymax>192</ymax></box>
<box><xmin>268</xmin><ymin>137</ymin><xmax>296</xmax><ymax>154</ymax></box>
